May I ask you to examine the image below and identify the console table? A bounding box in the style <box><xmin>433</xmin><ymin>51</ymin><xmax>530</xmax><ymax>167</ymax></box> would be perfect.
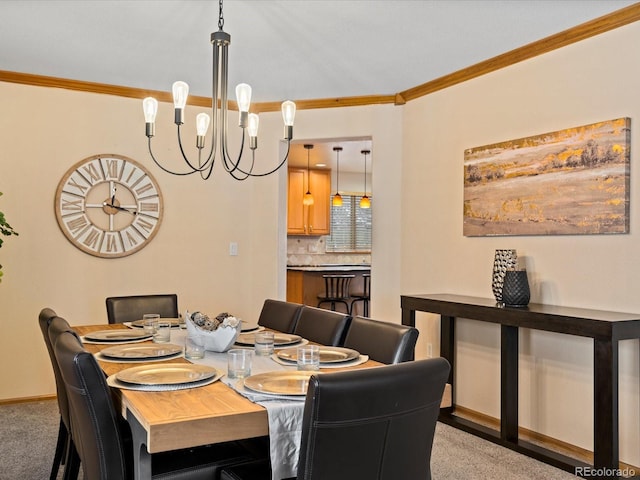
<box><xmin>401</xmin><ymin>293</ymin><xmax>640</xmax><ymax>479</ymax></box>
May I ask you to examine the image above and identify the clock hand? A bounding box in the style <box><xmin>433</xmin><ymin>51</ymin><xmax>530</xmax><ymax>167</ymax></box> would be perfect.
<box><xmin>110</xmin><ymin>186</ymin><xmax>116</xmax><ymax>206</ymax></box>
<box><xmin>102</xmin><ymin>201</ymin><xmax>138</xmax><ymax>215</ymax></box>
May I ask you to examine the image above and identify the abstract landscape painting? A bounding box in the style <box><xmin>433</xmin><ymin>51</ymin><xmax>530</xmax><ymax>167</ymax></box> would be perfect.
<box><xmin>463</xmin><ymin>118</ymin><xmax>630</xmax><ymax>236</ymax></box>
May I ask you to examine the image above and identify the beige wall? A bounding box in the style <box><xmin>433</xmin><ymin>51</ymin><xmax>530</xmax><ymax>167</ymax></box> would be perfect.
<box><xmin>0</xmin><ymin>18</ymin><xmax>638</xmax><ymax>466</ymax></box>
<box><xmin>402</xmin><ymin>22</ymin><xmax>640</xmax><ymax>465</ymax></box>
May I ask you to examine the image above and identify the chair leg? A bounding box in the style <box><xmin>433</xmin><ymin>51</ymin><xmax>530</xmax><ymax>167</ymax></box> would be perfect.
<box><xmin>63</xmin><ymin>441</ymin><xmax>80</xmax><ymax>480</ymax></box>
<box><xmin>49</xmin><ymin>418</ymin><xmax>67</xmax><ymax>480</ymax></box>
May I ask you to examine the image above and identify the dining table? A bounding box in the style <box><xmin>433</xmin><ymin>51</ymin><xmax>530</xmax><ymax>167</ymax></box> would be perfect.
<box><xmin>74</xmin><ymin>323</ymin><xmax>381</xmax><ymax>480</ymax></box>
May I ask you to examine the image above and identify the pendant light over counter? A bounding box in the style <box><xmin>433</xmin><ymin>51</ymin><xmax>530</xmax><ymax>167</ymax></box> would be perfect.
<box><xmin>332</xmin><ymin>146</ymin><xmax>343</xmax><ymax>207</ymax></box>
<box><xmin>360</xmin><ymin>149</ymin><xmax>371</xmax><ymax>209</ymax></box>
<box><xmin>303</xmin><ymin>144</ymin><xmax>314</xmax><ymax>206</ymax></box>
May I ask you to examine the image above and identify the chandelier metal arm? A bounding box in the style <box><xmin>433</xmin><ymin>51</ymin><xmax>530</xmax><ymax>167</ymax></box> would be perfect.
<box><xmin>147</xmin><ymin>138</ymin><xmax>198</xmax><ymax>176</ymax></box>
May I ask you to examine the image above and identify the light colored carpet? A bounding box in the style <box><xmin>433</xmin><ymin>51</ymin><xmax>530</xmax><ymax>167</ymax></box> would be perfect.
<box><xmin>0</xmin><ymin>399</ymin><xmax>578</xmax><ymax>479</ymax></box>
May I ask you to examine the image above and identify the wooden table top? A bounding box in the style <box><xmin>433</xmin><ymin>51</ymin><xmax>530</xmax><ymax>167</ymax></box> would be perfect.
<box><xmin>75</xmin><ymin>323</ymin><xmax>382</xmax><ymax>453</ymax></box>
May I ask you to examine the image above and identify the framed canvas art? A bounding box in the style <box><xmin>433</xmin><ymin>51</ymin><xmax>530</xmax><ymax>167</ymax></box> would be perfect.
<box><xmin>463</xmin><ymin>118</ymin><xmax>630</xmax><ymax>236</ymax></box>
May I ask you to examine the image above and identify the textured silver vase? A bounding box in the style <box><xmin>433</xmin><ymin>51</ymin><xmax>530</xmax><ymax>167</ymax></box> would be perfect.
<box><xmin>492</xmin><ymin>249</ymin><xmax>517</xmax><ymax>303</ymax></box>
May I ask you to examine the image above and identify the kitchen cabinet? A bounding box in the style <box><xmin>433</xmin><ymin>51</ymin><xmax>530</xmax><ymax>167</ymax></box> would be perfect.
<box><xmin>287</xmin><ymin>168</ymin><xmax>331</xmax><ymax>235</ymax></box>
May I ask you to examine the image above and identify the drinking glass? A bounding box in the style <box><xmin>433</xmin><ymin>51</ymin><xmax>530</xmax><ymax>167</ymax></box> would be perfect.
<box><xmin>297</xmin><ymin>345</ymin><xmax>320</xmax><ymax>371</ymax></box>
<box><xmin>227</xmin><ymin>349</ymin><xmax>253</xmax><ymax>379</ymax></box>
<box><xmin>185</xmin><ymin>335</ymin><xmax>205</xmax><ymax>360</ymax></box>
<box><xmin>153</xmin><ymin>319</ymin><xmax>171</xmax><ymax>343</ymax></box>
<box><xmin>143</xmin><ymin>314</ymin><xmax>160</xmax><ymax>336</ymax></box>
<box><xmin>254</xmin><ymin>331</ymin><xmax>275</xmax><ymax>356</ymax></box>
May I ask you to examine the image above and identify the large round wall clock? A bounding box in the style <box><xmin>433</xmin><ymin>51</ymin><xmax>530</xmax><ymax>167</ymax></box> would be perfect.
<box><xmin>55</xmin><ymin>154</ymin><xmax>163</xmax><ymax>258</ymax></box>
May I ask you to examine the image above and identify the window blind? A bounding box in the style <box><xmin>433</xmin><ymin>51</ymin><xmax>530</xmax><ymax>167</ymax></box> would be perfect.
<box><xmin>326</xmin><ymin>195</ymin><xmax>372</xmax><ymax>252</ymax></box>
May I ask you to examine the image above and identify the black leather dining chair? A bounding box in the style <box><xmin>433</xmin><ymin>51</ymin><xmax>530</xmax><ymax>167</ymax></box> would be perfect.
<box><xmin>220</xmin><ymin>357</ymin><xmax>451</xmax><ymax>480</ymax></box>
<box><xmin>342</xmin><ymin>315</ymin><xmax>419</xmax><ymax>364</ymax></box>
<box><xmin>38</xmin><ymin>308</ymin><xmax>79</xmax><ymax>480</ymax></box>
<box><xmin>293</xmin><ymin>306</ymin><xmax>351</xmax><ymax>346</ymax></box>
<box><xmin>257</xmin><ymin>299</ymin><xmax>303</xmax><ymax>333</ymax></box>
<box><xmin>105</xmin><ymin>294</ymin><xmax>179</xmax><ymax>324</ymax></box>
<box><xmin>52</xmin><ymin>328</ymin><xmax>256</xmax><ymax>480</ymax></box>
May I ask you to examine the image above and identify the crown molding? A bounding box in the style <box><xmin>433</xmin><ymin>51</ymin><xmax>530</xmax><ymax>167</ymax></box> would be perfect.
<box><xmin>1</xmin><ymin>4</ymin><xmax>639</xmax><ymax>112</ymax></box>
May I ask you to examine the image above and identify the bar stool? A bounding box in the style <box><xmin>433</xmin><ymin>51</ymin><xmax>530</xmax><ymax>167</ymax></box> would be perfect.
<box><xmin>350</xmin><ymin>273</ymin><xmax>371</xmax><ymax>317</ymax></box>
<box><xmin>317</xmin><ymin>274</ymin><xmax>355</xmax><ymax>314</ymax></box>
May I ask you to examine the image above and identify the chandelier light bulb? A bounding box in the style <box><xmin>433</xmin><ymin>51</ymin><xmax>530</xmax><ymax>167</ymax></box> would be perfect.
<box><xmin>235</xmin><ymin>83</ymin><xmax>252</xmax><ymax>113</ymax></box>
<box><xmin>172</xmin><ymin>81</ymin><xmax>189</xmax><ymax>109</ymax></box>
<box><xmin>247</xmin><ymin>114</ymin><xmax>259</xmax><ymax>138</ymax></box>
<box><xmin>332</xmin><ymin>193</ymin><xmax>343</xmax><ymax>207</ymax></box>
<box><xmin>281</xmin><ymin>101</ymin><xmax>296</xmax><ymax>126</ymax></box>
<box><xmin>359</xmin><ymin>195</ymin><xmax>371</xmax><ymax>209</ymax></box>
<box><xmin>196</xmin><ymin>113</ymin><xmax>211</xmax><ymax>136</ymax></box>
<box><xmin>248</xmin><ymin>113</ymin><xmax>259</xmax><ymax>150</ymax></box>
<box><xmin>142</xmin><ymin>97</ymin><xmax>158</xmax><ymax>123</ymax></box>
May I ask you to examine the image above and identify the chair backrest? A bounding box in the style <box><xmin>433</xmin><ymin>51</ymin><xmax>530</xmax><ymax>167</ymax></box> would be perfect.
<box><xmin>343</xmin><ymin>316</ymin><xmax>419</xmax><ymax>364</ymax></box>
<box><xmin>294</xmin><ymin>306</ymin><xmax>351</xmax><ymax>346</ymax></box>
<box><xmin>321</xmin><ymin>275</ymin><xmax>354</xmax><ymax>300</ymax></box>
<box><xmin>257</xmin><ymin>299</ymin><xmax>303</xmax><ymax>333</ymax></box>
<box><xmin>297</xmin><ymin>357</ymin><xmax>450</xmax><ymax>480</ymax></box>
<box><xmin>53</xmin><ymin>330</ymin><xmax>130</xmax><ymax>480</ymax></box>
<box><xmin>105</xmin><ymin>294</ymin><xmax>178</xmax><ymax>324</ymax></box>
<box><xmin>40</xmin><ymin>311</ymin><xmax>77</xmax><ymax>430</ymax></box>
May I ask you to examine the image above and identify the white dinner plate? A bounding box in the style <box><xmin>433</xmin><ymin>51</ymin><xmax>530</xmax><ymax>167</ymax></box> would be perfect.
<box><xmin>276</xmin><ymin>346</ymin><xmax>360</xmax><ymax>364</ymax></box>
<box><xmin>116</xmin><ymin>363</ymin><xmax>217</xmax><ymax>386</ymax></box>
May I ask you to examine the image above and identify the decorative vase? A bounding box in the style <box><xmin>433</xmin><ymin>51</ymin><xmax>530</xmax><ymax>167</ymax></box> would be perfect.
<box><xmin>491</xmin><ymin>249</ymin><xmax>517</xmax><ymax>303</ymax></box>
<box><xmin>501</xmin><ymin>270</ymin><xmax>530</xmax><ymax>307</ymax></box>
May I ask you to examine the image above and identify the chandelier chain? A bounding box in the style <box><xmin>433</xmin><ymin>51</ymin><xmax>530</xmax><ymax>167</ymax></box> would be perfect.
<box><xmin>218</xmin><ymin>0</ymin><xmax>224</xmax><ymax>30</ymax></box>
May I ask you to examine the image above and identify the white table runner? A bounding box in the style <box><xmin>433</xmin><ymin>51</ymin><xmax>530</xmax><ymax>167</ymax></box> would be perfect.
<box><xmin>169</xmin><ymin>329</ymin><xmax>304</xmax><ymax>480</ymax></box>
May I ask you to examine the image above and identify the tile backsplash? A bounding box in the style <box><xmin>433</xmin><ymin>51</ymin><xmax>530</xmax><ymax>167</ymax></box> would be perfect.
<box><xmin>287</xmin><ymin>236</ymin><xmax>371</xmax><ymax>266</ymax></box>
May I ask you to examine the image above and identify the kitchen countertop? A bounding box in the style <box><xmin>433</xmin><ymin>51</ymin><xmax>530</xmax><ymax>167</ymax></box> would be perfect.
<box><xmin>287</xmin><ymin>264</ymin><xmax>371</xmax><ymax>272</ymax></box>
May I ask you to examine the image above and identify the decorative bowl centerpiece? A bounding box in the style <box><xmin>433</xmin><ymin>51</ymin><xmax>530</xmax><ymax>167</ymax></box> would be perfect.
<box><xmin>185</xmin><ymin>311</ymin><xmax>241</xmax><ymax>352</ymax></box>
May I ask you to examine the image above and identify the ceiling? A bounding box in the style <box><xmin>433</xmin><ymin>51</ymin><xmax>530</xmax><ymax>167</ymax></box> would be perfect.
<box><xmin>1</xmin><ymin>0</ymin><xmax>635</xmax><ymax>173</ymax></box>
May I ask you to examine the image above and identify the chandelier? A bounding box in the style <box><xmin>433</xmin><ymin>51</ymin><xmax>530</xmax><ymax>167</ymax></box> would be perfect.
<box><xmin>142</xmin><ymin>0</ymin><xmax>296</xmax><ymax>181</ymax></box>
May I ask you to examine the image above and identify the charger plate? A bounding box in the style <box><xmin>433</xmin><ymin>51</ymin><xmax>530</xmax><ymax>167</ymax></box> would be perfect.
<box><xmin>276</xmin><ymin>346</ymin><xmax>360</xmax><ymax>364</ymax></box>
<box><xmin>116</xmin><ymin>363</ymin><xmax>217</xmax><ymax>386</ymax></box>
<box><xmin>130</xmin><ymin>318</ymin><xmax>182</xmax><ymax>328</ymax></box>
<box><xmin>83</xmin><ymin>329</ymin><xmax>152</xmax><ymax>343</ymax></box>
<box><xmin>243</xmin><ymin>371</ymin><xmax>317</xmax><ymax>396</ymax></box>
<box><xmin>100</xmin><ymin>344</ymin><xmax>182</xmax><ymax>360</ymax></box>
<box><xmin>235</xmin><ymin>332</ymin><xmax>301</xmax><ymax>347</ymax></box>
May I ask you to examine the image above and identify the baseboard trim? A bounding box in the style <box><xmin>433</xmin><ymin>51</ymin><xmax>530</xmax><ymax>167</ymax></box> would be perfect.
<box><xmin>0</xmin><ymin>394</ymin><xmax>56</xmax><ymax>406</ymax></box>
<box><xmin>453</xmin><ymin>405</ymin><xmax>639</xmax><ymax>474</ymax></box>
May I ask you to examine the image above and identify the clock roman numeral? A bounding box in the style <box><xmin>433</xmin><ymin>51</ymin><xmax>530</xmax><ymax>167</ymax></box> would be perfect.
<box><xmin>61</xmin><ymin>196</ymin><xmax>83</xmax><ymax>212</ymax></box>
<box><xmin>81</xmin><ymin>162</ymin><xmax>102</xmax><ymax>185</ymax></box>
<box><xmin>66</xmin><ymin>177</ymin><xmax>89</xmax><ymax>195</ymax></box>
<box><xmin>65</xmin><ymin>215</ymin><xmax>89</xmax><ymax>235</ymax></box>
<box><xmin>134</xmin><ymin>217</ymin><xmax>155</xmax><ymax>235</ymax></box>
<box><xmin>104</xmin><ymin>159</ymin><xmax>119</xmax><ymax>179</ymax></box>
<box><xmin>103</xmin><ymin>233</ymin><xmax>122</xmax><ymax>254</ymax></box>
<box><xmin>82</xmin><ymin>228</ymin><xmax>101</xmax><ymax>249</ymax></box>
<box><xmin>139</xmin><ymin>202</ymin><xmax>159</xmax><ymax>212</ymax></box>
